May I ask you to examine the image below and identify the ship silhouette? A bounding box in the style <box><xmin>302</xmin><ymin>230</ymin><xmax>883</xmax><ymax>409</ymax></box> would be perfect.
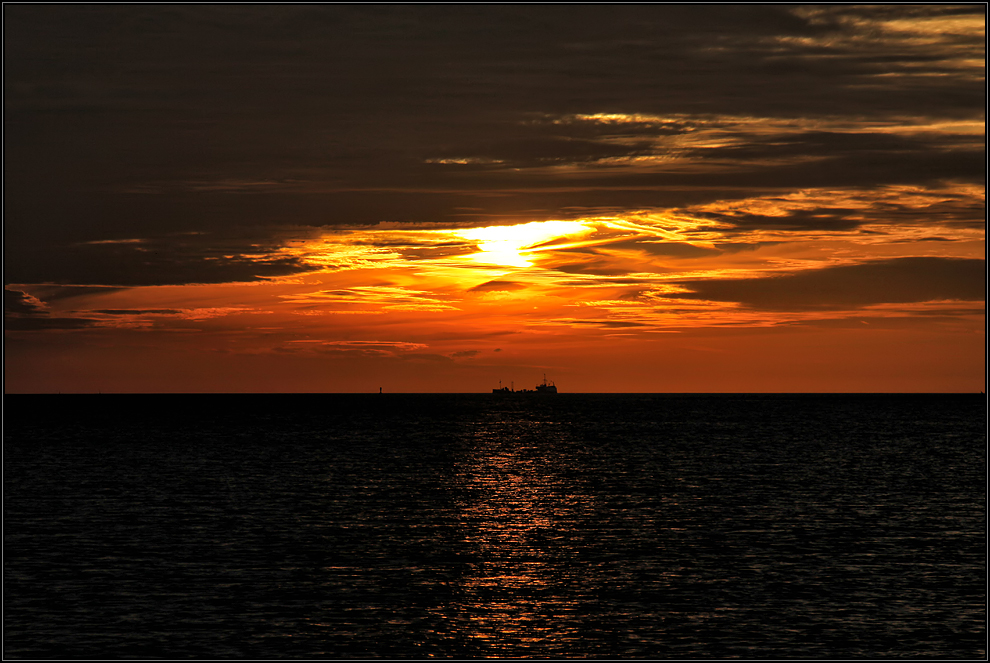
<box><xmin>493</xmin><ymin>374</ymin><xmax>558</xmax><ymax>394</ymax></box>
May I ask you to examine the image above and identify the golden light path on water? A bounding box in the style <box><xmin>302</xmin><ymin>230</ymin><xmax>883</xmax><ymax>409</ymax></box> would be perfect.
<box><xmin>427</xmin><ymin>412</ymin><xmax>595</xmax><ymax>656</ymax></box>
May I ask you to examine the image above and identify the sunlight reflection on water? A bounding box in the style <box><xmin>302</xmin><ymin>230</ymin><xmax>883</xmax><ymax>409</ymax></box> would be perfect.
<box><xmin>440</xmin><ymin>416</ymin><xmax>596</xmax><ymax>656</ymax></box>
<box><xmin>4</xmin><ymin>394</ymin><xmax>986</xmax><ymax>658</ymax></box>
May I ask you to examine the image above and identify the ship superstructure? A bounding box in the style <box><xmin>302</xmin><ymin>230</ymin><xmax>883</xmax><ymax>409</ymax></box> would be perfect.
<box><xmin>493</xmin><ymin>374</ymin><xmax>557</xmax><ymax>394</ymax></box>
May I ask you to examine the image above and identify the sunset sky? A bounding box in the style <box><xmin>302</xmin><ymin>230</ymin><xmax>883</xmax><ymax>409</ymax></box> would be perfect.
<box><xmin>4</xmin><ymin>5</ymin><xmax>985</xmax><ymax>393</ymax></box>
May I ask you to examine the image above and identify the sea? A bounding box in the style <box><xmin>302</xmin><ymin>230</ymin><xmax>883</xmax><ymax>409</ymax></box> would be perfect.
<box><xmin>4</xmin><ymin>393</ymin><xmax>986</xmax><ymax>659</ymax></box>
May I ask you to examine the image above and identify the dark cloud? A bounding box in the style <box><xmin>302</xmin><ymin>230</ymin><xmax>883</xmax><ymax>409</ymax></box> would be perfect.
<box><xmin>685</xmin><ymin>131</ymin><xmax>973</xmax><ymax>161</ymax></box>
<box><xmin>22</xmin><ymin>286</ymin><xmax>130</xmax><ymax>302</ymax></box>
<box><xmin>888</xmin><ymin>236</ymin><xmax>954</xmax><ymax>244</ymax></box>
<box><xmin>5</xmin><ymin>236</ymin><xmax>318</xmax><ymax>286</ymax></box>
<box><xmin>560</xmin><ymin>319</ymin><xmax>650</xmax><ymax>328</ymax></box>
<box><xmin>556</xmin><ymin>276</ymin><xmax>664</xmax><ymax>287</ymax></box>
<box><xmin>701</xmin><ymin>208</ymin><xmax>864</xmax><ymax>232</ymax></box>
<box><xmin>867</xmin><ymin>197</ymin><xmax>987</xmax><ymax>230</ymax></box>
<box><xmin>4</xmin><ymin>316</ymin><xmax>99</xmax><ymax>331</ymax></box>
<box><xmin>91</xmin><ymin>309</ymin><xmax>183</xmax><ymax>315</ymax></box>
<box><xmin>551</xmin><ymin>261</ymin><xmax>633</xmax><ymax>277</ymax></box>
<box><xmin>508</xmin><ymin>146</ymin><xmax>985</xmax><ymax>194</ymax></box>
<box><xmin>777</xmin><ymin>311</ymin><xmax>984</xmax><ymax>329</ymax></box>
<box><xmin>669</xmin><ymin>257</ymin><xmax>986</xmax><ymax>310</ymax></box>
<box><xmin>775</xmin><ymin>149</ymin><xmax>985</xmax><ymax>188</ymax></box>
<box><xmin>608</xmin><ymin>240</ymin><xmax>722</xmax><ymax>258</ymax></box>
<box><xmin>523</xmin><ymin>115</ymin><xmax>700</xmax><ymax>140</ymax></box>
<box><xmin>432</xmin><ymin>137</ymin><xmax>655</xmax><ymax>168</ymax></box>
<box><xmin>4</xmin><ymin>288</ymin><xmax>99</xmax><ymax>330</ymax></box>
<box><xmin>676</xmin><ymin>130</ymin><xmax>986</xmax><ymax>192</ymax></box>
<box><xmin>468</xmin><ymin>280</ymin><xmax>527</xmax><ymax>292</ymax></box>
<box><xmin>713</xmin><ymin>242</ymin><xmax>781</xmax><ymax>253</ymax></box>
<box><xmin>908</xmin><ymin>306</ymin><xmax>985</xmax><ymax>317</ymax></box>
<box><xmin>4</xmin><ymin>5</ymin><xmax>985</xmax><ymax>284</ymax></box>
<box><xmin>4</xmin><ymin>289</ymin><xmax>43</xmax><ymax>315</ymax></box>
<box><xmin>702</xmin><ymin>193</ymin><xmax>987</xmax><ymax>236</ymax></box>
<box><xmin>398</xmin><ymin>244</ymin><xmax>478</xmax><ymax>261</ymax></box>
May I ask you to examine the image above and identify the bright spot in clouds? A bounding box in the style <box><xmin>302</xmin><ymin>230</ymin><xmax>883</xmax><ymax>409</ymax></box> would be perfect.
<box><xmin>454</xmin><ymin>220</ymin><xmax>594</xmax><ymax>267</ymax></box>
<box><xmin>4</xmin><ymin>5</ymin><xmax>984</xmax><ymax>393</ymax></box>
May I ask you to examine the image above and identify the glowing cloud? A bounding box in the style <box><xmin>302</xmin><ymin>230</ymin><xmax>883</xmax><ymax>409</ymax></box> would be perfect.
<box><xmin>452</xmin><ymin>220</ymin><xmax>596</xmax><ymax>267</ymax></box>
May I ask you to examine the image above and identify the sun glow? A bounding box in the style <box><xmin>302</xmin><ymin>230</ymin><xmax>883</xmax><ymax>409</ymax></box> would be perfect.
<box><xmin>453</xmin><ymin>220</ymin><xmax>595</xmax><ymax>267</ymax></box>
<box><xmin>17</xmin><ymin>195</ymin><xmax>975</xmax><ymax>391</ymax></box>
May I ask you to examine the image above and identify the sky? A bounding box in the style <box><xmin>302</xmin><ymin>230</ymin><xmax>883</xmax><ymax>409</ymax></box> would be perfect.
<box><xmin>4</xmin><ymin>5</ymin><xmax>985</xmax><ymax>393</ymax></box>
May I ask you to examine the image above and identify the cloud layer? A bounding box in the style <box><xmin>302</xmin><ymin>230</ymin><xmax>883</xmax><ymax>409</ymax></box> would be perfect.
<box><xmin>6</xmin><ymin>6</ymin><xmax>984</xmax><ymax>285</ymax></box>
<box><xmin>668</xmin><ymin>257</ymin><xmax>986</xmax><ymax>310</ymax></box>
<box><xmin>4</xmin><ymin>6</ymin><xmax>984</xmax><ymax>393</ymax></box>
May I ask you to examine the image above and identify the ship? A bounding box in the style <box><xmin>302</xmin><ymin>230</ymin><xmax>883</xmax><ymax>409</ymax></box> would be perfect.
<box><xmin>492</xmin><ymin>374</ymin><xmax>558</xmax><ymax>394</ymax></box>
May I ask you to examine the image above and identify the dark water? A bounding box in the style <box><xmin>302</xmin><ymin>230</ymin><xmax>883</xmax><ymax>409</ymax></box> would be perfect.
<box><xmin>4</xmin><ymin>393</ymin><xmax>986</xmax><ymax>659</ymax></box>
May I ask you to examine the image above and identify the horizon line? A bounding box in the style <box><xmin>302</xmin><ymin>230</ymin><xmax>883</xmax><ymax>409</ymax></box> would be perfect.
<box><xmin>5</xmin><ymin>391</ymin><xmax>985</xmax><ymax>396</ymax></box>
